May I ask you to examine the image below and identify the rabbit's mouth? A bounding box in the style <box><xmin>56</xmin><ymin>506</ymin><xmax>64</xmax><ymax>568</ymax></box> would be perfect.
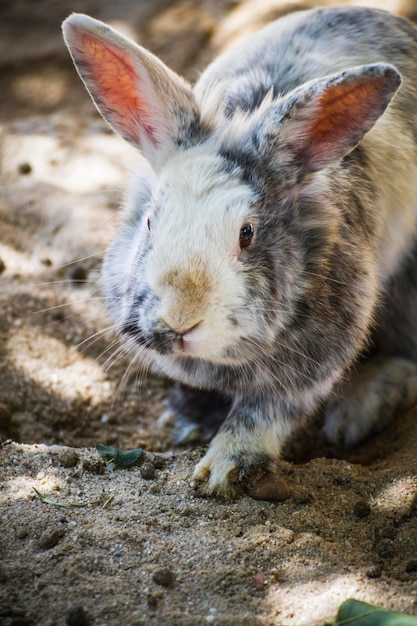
<box><xmin>119</xmin><ymin>315</ymin><xmax>259</xmax><ymax>365</ymax></box>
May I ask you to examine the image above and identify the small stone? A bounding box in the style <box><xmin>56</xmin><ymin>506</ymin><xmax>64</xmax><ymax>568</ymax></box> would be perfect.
<box><xmin>140</xmin><ymin>461</ymin><xmax>156</xmax><ymax>480</ymax></box>
<box><xmin>58</xmin><ymin>448</ymin><xmax>80</xmax><ymax>468</ymax></box>
<box><xmin>379</xmin><ymin>525</ymin><xmax>396</xmax><ymax>540</ymax></box>
<box><xmin>254</xmin><ymin>571</ymin><xmax>265</xmax><ymax>591</ymax></box>
<box><xmin>149</xmin><ymin>454</ymin><xmax>166</xmax><ymax>469</ymax></box>
<box><xmin>113</xmin><ymin>549</ymin><xmax>123</xmax><ymax>558</ymax></box>
<box><xmin>0</xmin><ymin>258</ymin><xmax>6</xmax><ymax>274</ymax></box>
<box><xmin>366</xmin><ymin>565</ymin><xmax>382</xmax><ymax>578</ymax></box>
<box><xmin>152</xmin><ymin>567</ymin><xmax>175</xmax><ymax>587</ymax></box>
<box><xmin>405</xmin><ymin>560</ymin><xmax>417</xmax><ymax>573</ymax></box>
<box><xmin>41</xmin><ymin>258</ymin><xmax>53</xmax><ymax>267</ymax></box>
<box><xmin>16</xmin><ymin>528</ymin><xmax>28</xmax><ymax>540</ymax></box>
<box><xmin>376</xmin><ymin>538</ymin><xmax>396</xmax><ymax>560</ymax></box>
<box><xmin>69</xmin><ymin>266</ymin><xmax>88</xmax><ymax>286</ymax></box>
<box><xmin>334</xmin><ymin>475</ymin><xmax>352</xmax><ymax>486</ymax></box>
<box><xmin>18</xmin><ymin>162</ymin><xmax>32</xmax><ymax>175</ymax></box>
<box><xmin>66</xmin><ymin>606</ymin><xmax>89</xmax><ymax>626</ymax></box>
<box><xmin>247</xmin><ymin>472</ymin><xmax>290</xmax><ymax>502</ymax></box>
<box><xmin>147</xmin><ymin>590</ymin><xmax>164</xmax><ymax>608</ymax></box>
<box><xmin>293</xmin><ymin>490</ymin><xmax>314</xmax><ymax>505</ymax></box>
<box><xmin>353</xmin><ymin>500</ymin><xmax>371</xmax><ymax>519</ymax></box>
<box><xmin>82</xmin><ymin>458</ymin><xmax>105</xmax><ymax>475</ymax></box>
<box><xmin>38</xmin><ymin>527</ymin><xmax>62</xmax><ymax>550</ymax></box>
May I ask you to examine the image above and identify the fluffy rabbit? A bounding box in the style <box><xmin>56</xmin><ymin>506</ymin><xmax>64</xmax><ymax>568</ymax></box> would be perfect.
<box><xmin>63</xmin><ymin>7</ymin><xmax>417</xmax><ymax>496</ymax></box>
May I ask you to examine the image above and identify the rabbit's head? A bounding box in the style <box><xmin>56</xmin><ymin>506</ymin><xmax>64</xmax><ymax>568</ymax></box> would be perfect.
<box><xmin>63</xmin><ymin>15</ymin><xmax>401</xmax><ymax>368</ymax></box>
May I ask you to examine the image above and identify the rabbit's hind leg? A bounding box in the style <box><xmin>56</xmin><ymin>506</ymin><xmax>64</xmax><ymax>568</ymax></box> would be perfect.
<box><xmin>159</xmin><ymin>383</ymin><xmax>233</xmax><ymax>444</ymax></box>
<box><xmin>322</xmin><ymin>356</ymin><xmax>417</xmax><ymax>448</ymax></box>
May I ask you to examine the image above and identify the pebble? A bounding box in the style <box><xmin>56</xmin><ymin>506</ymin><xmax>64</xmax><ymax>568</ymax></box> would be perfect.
<box><xmin>58</xmin><ymin>448</ymin><xmax>80</xmax><ymax>468</ymax></box>
<box><xmin>293</xmin><ymin>490</ymin><xmax>314</xmax><ymax>505</ymax></box>
<box><xmin>140</xmin><ymin>461</ymin><xmax>156</xmax><ymax>480</ymax></box>
<box><xmin>247</xmin><ymin>472</ymin><xmax>290</xmax><ymax>502</ymax></box>
<box><xmin>254</xmin><ymin>571</ymin><xmax>265</xmax><ymax>591</ymax></box>
<box><xmin>379</xmin><ymin>524</ymin><xmax>396</xmax><ymax>540</ymax></box>
<box><xmin>353</xmin><ymin>500</ymin><xmax>371</xmax><ymax>519</ymax></box>
<box><xmin>149</xmin><ymin>454</ymin><xmax>166</xmax><ymax>470</ymax></box>
<box><xmin>152</xmin><ymin>567</ymin><xmax>175</xmax><ymax>587</ymax></box>
<box><xmin>147</xmin><ymin>590</ymin><xmax>164</xmax><ymax>608</ymax></box>
<box><xmin>38</xmin><ymin>526</ymin><xmax>62</xmax><ymax>550</ymax></box>
<box><xmin>375</xmin><ymin>538</ymin><xmax>395</xmax><ymax>560</ymax></box>
<box><xmin>405</xmin><ymin>560</ymin><xmax>417</xmax><ymax>573</ymax></box>
<box><xmin>366</xmin><ymin>565</ymin><xmax>382</xmax><ymax>579</ymax></box>
<box><xmin>66</xmin><ymin>606</ymin><xmax>89</xmax><ymax>626</ymax></box>
<box><xmin>0</xmin><ymin>258</ymin><xmax>6</xmax><ymax>274</ymax></box>
<box><xmin>82</xmin><ymin>458</ymin><xmax>105</xmax><ymax>475</ymax></box>
<box><xmin>16</xmin><ymin>527</ymin><xmax>28</xmax><ymax>540</ymax></box>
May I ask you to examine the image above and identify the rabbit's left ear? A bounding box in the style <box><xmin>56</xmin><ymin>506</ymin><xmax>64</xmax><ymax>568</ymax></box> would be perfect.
<box><xmin>63</xmin><ymin>14</ymin><xmax>199</xmax><ymax>171</ymax></box>
<box><xmin>251</xmin><ymin>64</ymin><xmax>401</xmax><ymax>172</ymax></box>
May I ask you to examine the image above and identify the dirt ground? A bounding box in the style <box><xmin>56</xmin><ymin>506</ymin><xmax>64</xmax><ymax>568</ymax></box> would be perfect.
<box><xmin>1</xmin><ymin>1</ymin><xmax>417</xmax><ymax>625</ymax></box>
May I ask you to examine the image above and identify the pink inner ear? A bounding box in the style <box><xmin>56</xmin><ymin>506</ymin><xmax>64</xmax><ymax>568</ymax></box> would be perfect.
<box><xmin>74</xmin><ymin>31</ymin><xmax>158</xmax><ymax>147</ymax></box>
<box><xmin>310</xmin><ymin>81</ymin><xmax>379</xmax><ymax>144</ymax></box>
<box><xmin>295</xmin><ymin>75</ymin><xmax>391</xmax><ymax>167</ymax></box>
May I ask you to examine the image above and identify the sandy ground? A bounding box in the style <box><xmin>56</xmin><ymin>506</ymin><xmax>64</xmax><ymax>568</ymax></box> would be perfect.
<box><xmin>0</xmin><ymin>1</ymin><xmax>416</xmax><ymax>625</ymax></box>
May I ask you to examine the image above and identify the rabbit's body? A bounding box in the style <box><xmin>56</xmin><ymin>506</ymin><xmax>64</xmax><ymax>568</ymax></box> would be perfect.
<box><xmin>63</xmin><ymin>7</ymin><xmax>417</xmax><ymax>496</ymax></box>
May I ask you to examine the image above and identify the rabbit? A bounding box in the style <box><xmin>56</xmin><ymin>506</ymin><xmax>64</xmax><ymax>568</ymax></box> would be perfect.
<box><xmin>62</xmin><ymin>6</ymin><xmax>417</xmax><ymax>497</ymax></box>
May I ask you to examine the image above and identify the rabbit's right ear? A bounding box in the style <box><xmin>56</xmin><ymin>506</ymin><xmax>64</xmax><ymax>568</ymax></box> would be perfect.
<box><xmin>247</xmin><ymin>64</ymin><xmax>401</xmax><ymax>174</ymax></box>
<box><xmin>62</xmin><ymin>14</ymin><xmax>199</xmax><ymax>171</ymax></box>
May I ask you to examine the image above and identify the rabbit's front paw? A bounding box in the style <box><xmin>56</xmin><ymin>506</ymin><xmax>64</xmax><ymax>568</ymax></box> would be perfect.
<box><xmin>192</xmin><ymin>431</ymin><xmax>285</xmax><ymax>499</ymax></box>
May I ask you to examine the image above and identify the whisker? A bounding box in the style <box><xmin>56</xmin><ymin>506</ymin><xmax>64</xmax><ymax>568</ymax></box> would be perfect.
<box><xmin>33</xmin><ymin>297</ymin><xmax>109</xmax><ymax>315</ymax></box>
<box><xmin>34</xmin><ymin>279</ymin><xmax>98</xmax><ymax>287</ymax></box>
<box><xmin>55</xmin><ymin>250</ymin><xmax>108</xmax><ymax>270</ymax></box>
<box><xmin>72</xmin><ymin>325</ymin><xmax>117</xmax><ymax>353</ymax></box>
<box><xmin>302</xmin><ymin>268</ymin><xmax>352</xmax><ymax>287</ymax></box>
<box><xmin>102</xmin><ymin>341</ymin><xmax>131</xmax><ymax>373</ymax></box>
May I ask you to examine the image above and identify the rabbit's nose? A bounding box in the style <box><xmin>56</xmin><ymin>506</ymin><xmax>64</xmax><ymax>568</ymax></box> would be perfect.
<box><xmin>159</xmin><ymin>318</ymin><xmax>202</xmax><ymax>337</ymax></box>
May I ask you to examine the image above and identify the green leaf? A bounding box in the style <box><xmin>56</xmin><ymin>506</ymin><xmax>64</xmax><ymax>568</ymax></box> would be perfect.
<box><xmin>95</xmin><ymin>442</ymin><xmax>143</xmax><ymax>467</ymax></box>
<box><xmin>333</xmin><ymin>599</ymin><xmax>417</xmax><ymax>625</ymax></box>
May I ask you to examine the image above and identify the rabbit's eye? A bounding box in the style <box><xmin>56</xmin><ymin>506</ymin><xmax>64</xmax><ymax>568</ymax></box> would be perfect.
<box><xmin>147</xmin><ymin>216</ymin><xmax>151</xmax><ymax>231</ymax></box>
<box><xmin>239</xmin><ymin>223</ymin><xmax>254</xmax><ymax>248</ymax></box>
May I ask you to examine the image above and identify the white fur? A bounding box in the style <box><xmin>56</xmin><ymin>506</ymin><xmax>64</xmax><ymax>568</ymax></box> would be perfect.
<box><xmin>144</xmin><ymin>146</ymin><xmax>258</xmax><ymax>361</ymax></box>
<box><xmin>192</xmin><ymin>400</ymin><xmax>295</xmax><ymax>495</ymax></box>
